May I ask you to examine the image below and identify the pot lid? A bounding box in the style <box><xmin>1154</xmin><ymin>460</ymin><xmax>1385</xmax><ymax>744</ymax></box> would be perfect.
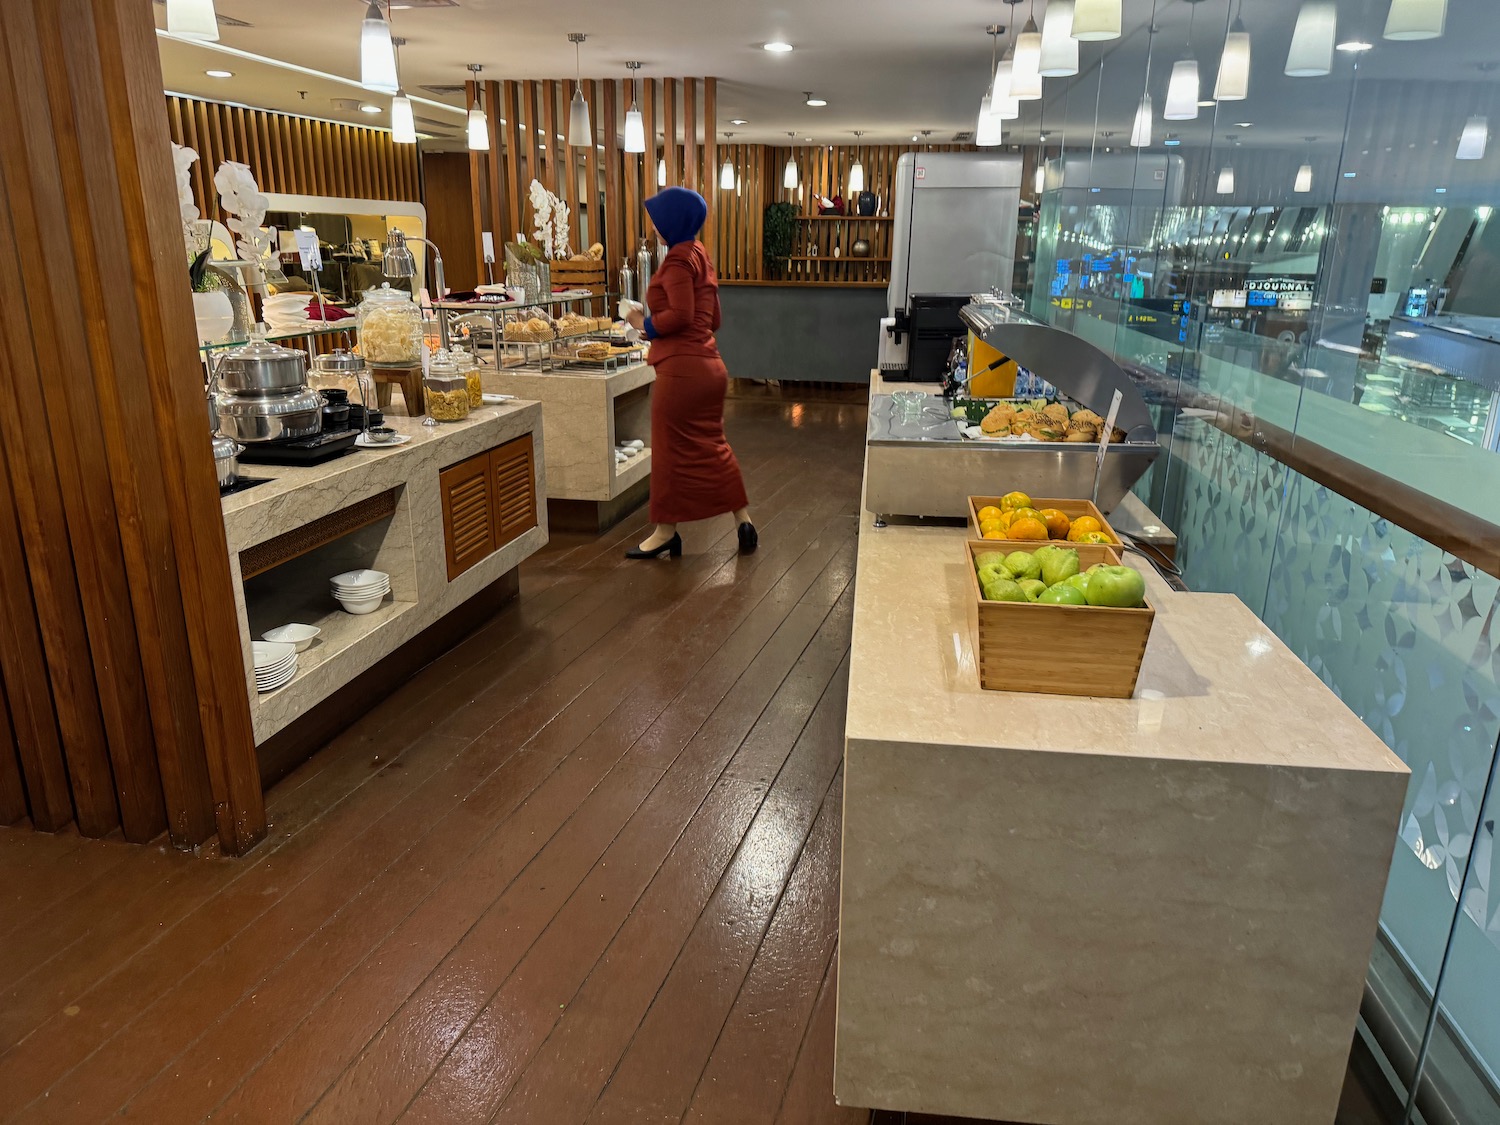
<box><xmin>312</xmin><ymin>348</ymin><xmax>367</xmax><ymax>373</ymax></box>
<box><xmin>220</xmin><ymin>331</ymin><xmax>306</xmax><ymax>364</ymax></box>
<box><xmin>363</xmin><ymin>282</ymin><xmax>413</xmax><ymax>305</ymax></box>
<box><xmin>215</xmin><ymin>387</ymin><xmax>323</xmax><ymax>415</ymax></box>
<box><xmin>211</xmin><ymin>433</ymin><xmax>241</xmax><ymax>459</ymax></box>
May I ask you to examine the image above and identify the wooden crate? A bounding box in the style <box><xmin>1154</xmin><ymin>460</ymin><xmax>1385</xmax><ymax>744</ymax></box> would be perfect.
<box><xmin>965</xmin><ymin>540</ymin><xmax>1154</xmax><ymax>699</ymax></box>
<box><xmin>550</xmin><ymin>258</ymin><xmax>606</xmax><ymax>291</ymax></box>
<box><xmin>968</xmin><ymin>495</ymin><xmax>1123</xmax><ymax>547</ymax></box>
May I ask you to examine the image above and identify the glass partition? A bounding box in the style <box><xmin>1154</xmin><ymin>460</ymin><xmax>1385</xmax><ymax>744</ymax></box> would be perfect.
<box><xmin>1018</xmin><ymin>3</ymin><xmax>1500</xmax><ymax>1118</ymax></box>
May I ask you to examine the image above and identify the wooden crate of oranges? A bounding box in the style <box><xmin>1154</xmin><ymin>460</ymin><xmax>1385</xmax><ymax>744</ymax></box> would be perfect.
<box><xmin>969</xmin><ymin>492</ymin><xmax>1122</xmax><ymax>546</ymax></box>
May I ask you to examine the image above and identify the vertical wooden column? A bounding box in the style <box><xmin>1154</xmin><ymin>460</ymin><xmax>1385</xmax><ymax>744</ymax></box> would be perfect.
<box><xmin>663</xmin><ymin>79</ymin><xmax>679</xmax><ymax>188</ymax></box>
<box><xmin>703</xmin><ymin>78</ymin><xmax>717</xmax><ymax>257</ymax></box>
<box><xmin>603</xmin><ymin>79</ymin><xmax>623</xmax><ymax>267</ymax></box>
<box><xmin>0</xmin><ymin>0</ymin><xmax>264</xmax><ymax>853</ymax></box>
<box><xmin>682</xmin><ymin>78</ymin><xmax>699</xmax><ymax>193</ymax></box>
<box><xmin>483</xmin><ymin>78</ymin><xmax>504</xmax><ymax>272</ymax></box>
<box><xmin>503</xmin><ymin>80</ymin><xmax>524</xmax><ymax>241</ymax></box>
<box><xmin>467</xmin><ymin>79</ymin><xmax>486</xmax><ymax>278</ymax></box>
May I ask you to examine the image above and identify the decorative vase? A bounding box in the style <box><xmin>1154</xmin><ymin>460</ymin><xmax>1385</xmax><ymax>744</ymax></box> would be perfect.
<box><xmin>851</xmin><ymin>239</ymin><xmax>872</xmax><ymax>258</ymax></box>
<box><xmin>858</xmin><ymin>191</ymin><xmax>877</xmax><ymax>216</ymax></box>
<box><xmin>192</xmin><ymin>289</ymin><xmax>234</xmax><ymax>345</ymax></box>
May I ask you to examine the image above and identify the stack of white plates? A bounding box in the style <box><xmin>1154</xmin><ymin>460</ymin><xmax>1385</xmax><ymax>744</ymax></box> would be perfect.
<box><xmin>263</xmin><ymin>293</ymin><xmax>313</xmax><ymax>332</ymax></box>
<box><xmin>252</xmin><ymin>640</ymin><xmax>298</xmax><ymax>694</ymax></box>
<box><xmin>331</xmin><ymin>568</ymin><xmax>390</xmax><ymax>615</ymax></box>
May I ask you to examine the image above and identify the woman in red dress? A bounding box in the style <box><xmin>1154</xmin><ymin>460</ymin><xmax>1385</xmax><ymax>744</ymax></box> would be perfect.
<box><xmin>622</xmin><ymin>187</ymin><xmax>754</xmax><ymax>560</ymax></box>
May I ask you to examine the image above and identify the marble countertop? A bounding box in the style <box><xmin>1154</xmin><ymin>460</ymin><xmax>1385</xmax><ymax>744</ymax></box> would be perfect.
<box><xmin>221</xmin><ymin>402</ymin><xmax>541</xmax><ymax>553</ymax></box>
<box><xmin>848</xmin><ymin>511</ymin><xmax>1407</xmax><ymax>777</ymax></box>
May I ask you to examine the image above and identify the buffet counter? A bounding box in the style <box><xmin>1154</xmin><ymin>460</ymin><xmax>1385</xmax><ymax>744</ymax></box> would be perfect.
<box><xmin>222</xmin><ymin>401</ymin><xmax>546</xmax><ymax>746</ymax></box>
<box><xmin>836</xmin><ymin>507</ymin><xmax>1409</xmax><ymax>1123</ymax></box>
<box><xmin>482</xmin><ymin>361</ymin><xmax>654</xmax><ymax>530</ymax></box>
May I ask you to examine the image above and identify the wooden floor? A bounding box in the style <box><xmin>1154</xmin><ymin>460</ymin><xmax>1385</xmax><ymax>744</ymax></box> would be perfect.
<box><xmin>0</xmin><ymin>390</ymin><xmax>873</xmax><ymax>1125</ymax></box>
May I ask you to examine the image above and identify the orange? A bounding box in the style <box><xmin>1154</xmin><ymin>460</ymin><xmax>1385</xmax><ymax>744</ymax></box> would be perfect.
<box><xmin>1067</xmin><ymin>515</ymin><xmax>1103</xmax><ymax>542</ymax></box>
<box><xmin>977</xmin><ymin>505</ymin><xmax>1003</xmax><ymax>523</ymax></box>
<box><xmin>982</xmin><ymin>529</ymin><xmax>1007</xmax><ymax>540</ymax></box>
<box><xmin>999</xmin><ymin>491</ymin><xmax>1034</xmax><ymax>512</ymax></box>
<box><xmin>1011</xmin><ymin>507</ymin><xmax>1043</xmax><ymax>527</ymax></box>
<box><xmin>1077</xmin><ymin>531</ymin><xmax>1113</xmax><ymax>545</ymax></box>
<box><xmin>979</xmin><ymin>518</ymin><xmax>1005</xmax><ymax>537</ymax></box>
<box><xmin>997</xmin><ymin>510</ymin><xmax>1017</xmax><ymax>531</ymax></box>
<box><xmin>1007</xmin><ymin>516</ymin><xmax>1049</xmax><ymax>541</ymax></box>
<box><xmin>1039</xmin><ymin>508</ymin><xmax>1071</xmax><ymax>539</ymax></box>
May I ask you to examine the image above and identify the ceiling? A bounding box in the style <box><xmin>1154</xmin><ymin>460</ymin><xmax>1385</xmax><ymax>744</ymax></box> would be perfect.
<box><xmin>156</xmin><ymin>0</ymin><xmax>1500</xmax><ymax>160</ymax></box>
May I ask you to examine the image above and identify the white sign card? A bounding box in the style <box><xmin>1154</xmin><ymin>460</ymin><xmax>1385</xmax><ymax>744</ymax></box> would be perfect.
<box><xmin>293</xmin><ymin>229</ymin><xmax>322</xmax><ymax>273</ymax></box>
<box><xmin>1092</xmin><ymin>389</ymin><xmax>1124</xmax><ymax>503</ymax></box>
<box><xmin>481</xmin><ymin>232</ymin><xmax>496</xmax><ymax>264</ymax></box>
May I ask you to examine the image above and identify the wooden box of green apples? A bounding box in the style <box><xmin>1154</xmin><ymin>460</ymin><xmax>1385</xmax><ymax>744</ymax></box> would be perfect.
<box><xmin>965</xmin><ymin>540</ymin><xmax>1155</xmax><ymax>698</ymax></box>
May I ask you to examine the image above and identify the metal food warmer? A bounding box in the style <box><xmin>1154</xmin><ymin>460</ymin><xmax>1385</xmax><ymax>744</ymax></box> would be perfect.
<box><xmin>864</xmin><ymin>299</ymin><xmax>1161</xmax><ymax>520</ymax></box>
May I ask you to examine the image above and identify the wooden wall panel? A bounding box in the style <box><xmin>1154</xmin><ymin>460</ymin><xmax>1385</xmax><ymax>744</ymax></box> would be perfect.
<box><xmin>164</xmin><ymin>95</ymin><xmax>421</xmax><ymax>218</ymax></box>
<box><xmin>423</xmin><ymin>153</ymin><xmax>481</xmax><ymax>291</ymax></box>
<box><xmin>0</xmin><ymin>0</ymin><xmax>264</xmax><ymax>852</ymax></box>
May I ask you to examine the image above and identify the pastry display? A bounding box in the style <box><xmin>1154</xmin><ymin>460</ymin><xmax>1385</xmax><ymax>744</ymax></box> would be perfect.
<box><xmin>503</xmin><ymin>316</ymin><xmax>557</xmax><ymax>342</ymax></box>
<box><xmin>957</xmin><ymin>399</ymin><xmax>1122</xmax><ymax>445</ymax></box>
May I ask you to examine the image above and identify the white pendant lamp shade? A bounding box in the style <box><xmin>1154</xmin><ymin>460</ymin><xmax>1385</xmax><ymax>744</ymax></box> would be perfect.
<box><xmin>624</xmin><ymin>109</ymin><xmax>646</xmax><ymax>153</ymax></box>
<box><xmin>1011</xmin><ymin>18</ymin><xmax>1043</xmax><ymax>99</ymax></box>
<box><xmin>166</xmin><ymin>0</ymin><xmax>219</xmax><ymax>41</ymax></box>
<box><xmin>1217</xmin><ymin>166</ymin><xmax>1235</xmax><ymax>194</ymax></box>
<box><xmin>975</xmin><ymin>95</ymin><xmax>1004</xmax><ymax>147</ymax></box>
<box><xmin>568</xmin><ymin>85</ymin><xmax>591</xmax><ymax>147</ymax></box>
<box><xmin>1384</xmin><ymin>0</ymin><xmax>1447</xmax><ymax>40</ymax></box>
<box><xmin>1131</xmin><ymin>94</ymin><xmax>1153</xmax><ymax>147</ymax></box>
<box><xmin>991</xmin><ymin>59</ymin><xmax>1021</xmax><ymax>120</ymax></box>
<box><xmin>1072</xmin><ymin>0</ymin><xmax>1122</xmax><ymax>42</ymax></box>
<box><xmin>1457</xmin><ymin>116</ymin><xmax>1489</xmax><ymax>160</ymax></box>
<box><xmin>784</xmin><ymin>155</ymin><xmax>800</xmax><ymax>190</ymax></box>
<box><xmin>849</xmin><ymin>160</ymin><xmax>865</xmax><ymax>193</ymax></box>
<box><xmin>1285</xmin><ymin>1</ymin><xmax>1337</xmax><ymax>78</ymax></box>
<box><xmin>1035</xmin><ymin>161</ymin><xmax>1046</xmax><ymax>194</ymax></box>
<box><xmin>1164</xmin><ymin>59</ymin><xmax>1200</xmax><ymax>120</ymax></box>
<box><xmin>1039</xmin><ymin>0</ymin><xmax>1080</xmax><ymax>76</ymax></box>
<box><xmin>1214</xmin><ymin>19</ymin><xmax>1251</xmax><ymax>101</ymax></box>
<box><xmin>467</xmin><ymin>106</ymin><xmax>489</xmax><ymax>151</ymax></box>
<box><xmin>391</xmin><ymin>93</ymin><xmax>416</xmax><ymax>144</ymax></box>
<box><xmin>720</xmin><ymin>158</ymin><xmax>736</xmax><ymax>190</ymax></box>
<box><xmin>1294</xmin><ymin>163</ymin><xmax>1314</xmax><ymax>192</ymax></box>
<box><xmin>657</xmin><ymin>157</ymin><xmax>667</xmax><ymax>187</ymax></box>
<box><xmin>360</xmin><ymin>2</ymin><xmax>399</xmax><ymax>94</ymax></box>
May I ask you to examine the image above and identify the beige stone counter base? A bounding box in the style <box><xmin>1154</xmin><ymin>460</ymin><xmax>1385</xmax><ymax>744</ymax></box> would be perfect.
<box><xmin>222</xmin><ymin>404</ymin><xmax>548</xmax><ymax>744</ymax></box>
<box><xmin>836</xmin><ymin>510</ymin><xmax>1409</xmax><ymax>1124</ymax></box>
<box><xmin>482</xmin><ymin>362</ymin><xmax>654</xmax><ymax>503</ymax></box>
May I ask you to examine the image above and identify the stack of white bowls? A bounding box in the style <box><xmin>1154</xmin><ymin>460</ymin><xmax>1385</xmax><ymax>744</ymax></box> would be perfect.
<box><xmin>252</xmin><ymin>640</ymin><xmax>298</xmax><ymax>694</ymax></box>
<box><xmin>331</xmin><ymin>568</ymin><xmax>390</xmax><ymax>615</ymax></box>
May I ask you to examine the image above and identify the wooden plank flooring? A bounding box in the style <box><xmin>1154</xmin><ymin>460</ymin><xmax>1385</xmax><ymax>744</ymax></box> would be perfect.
<box><xmin>0</xmin><ymin>390</ymin><xmax>877</xmax><ymax>1125</ymax></box>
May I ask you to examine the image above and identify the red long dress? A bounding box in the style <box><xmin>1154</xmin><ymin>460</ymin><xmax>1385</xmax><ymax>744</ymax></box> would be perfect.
<box><xmin>644</xmin><ymin>241</ymin><xmax>748</xmax><ymax>525</ymax></box>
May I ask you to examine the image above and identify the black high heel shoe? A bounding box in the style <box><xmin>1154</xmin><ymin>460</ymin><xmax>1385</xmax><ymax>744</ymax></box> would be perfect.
<box><xmin>738</xmin><ymin>522</ymin><xmax>758</xmax><ymax>555</ymax></box>
<box><xmin>626</xmin><ymin>533</ymin><xmax>682</xmax><ymax>560</ymax></box>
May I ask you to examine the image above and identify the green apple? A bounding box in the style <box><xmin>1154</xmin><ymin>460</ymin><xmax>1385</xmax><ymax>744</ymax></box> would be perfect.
<box><xmin>974</xmin><ymin>551</ymin><xmax>1008</xmax><ymax>572</ymax></box>
<box><xmin>1063</xmin><ymin>572</ymin><xmax>1092</xmax><ymax>594</ymax></box>
<box><xmin>1003</xmin><ymin>551</ymin><xmax>1042</xmax><ymax>581</ymax></box>
<box><xmin>982</xmin><ymin>576</ymin><xmax>1028</xmax><ymax>603</ymax></box>
<box><xmin>1018</xmin><ymin>579</ymin><xmax>1048</xmax><ymax>602</ymax></box>
<box><xmin>1039</xmin><ymin>583</ymin><xmax>1088</xmax><ymax>606</ymax></box>
<box><xmin>1039</xmin><ymin>547</ymin><xmax>1080</xmax><ymax>588</ymax></box>
<box><xmin>1085</xmin><ymin>565</ymin><xmax>1146</xmax><ymax>609</ymax></box>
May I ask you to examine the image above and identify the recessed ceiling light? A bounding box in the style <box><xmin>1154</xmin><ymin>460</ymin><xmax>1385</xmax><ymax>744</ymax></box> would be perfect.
<box><xmin>1235</xmin><ymin>121</ymin><xmax>1252</xmax><ymax>128</ymax></box>
<box><xmin>805</xmin><ymin>93</ymin><xmax>827</xmax><ymax>107</ymax></box>
<box><xmin>764</xmin><ymin>41</ymin><xmax>794</xmax><ymax>53</ymax></box>
<box><xmin>360</xmin><ymin>104</ymin><xmax>383</xmax><ymax>114</ymax></box>
<box><xmin>206</xmin><ymin>69</ymin><xmax>234</xmax><ymax>78</ymax></box>
<box><xmin>1336</xmin><ymin>40</ymin><xmax>1374</xmax><ymax>52</ymax></box>
<box><xmin>804</xmin><ymin>136</ymin><xmax>813</xmax><ymax>142</ymax></box>
<box><xmin>1197</xmin><ymin>99</ymin><xmax>1215</xmax><ymax>107</ymax></box>
<box><xmin>730</xmin><ymin>118</ymin><xmax>748</xmax><ymax>125</ymax></box>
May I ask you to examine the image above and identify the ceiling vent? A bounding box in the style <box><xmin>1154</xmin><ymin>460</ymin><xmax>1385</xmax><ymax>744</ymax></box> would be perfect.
<box><xmin>420</xmin><ymin>83</ymin><xmax>467</xmax><ymax>96</ymax></box>
<box><xmin>952</xmin><ymin>130</ymin><xmax>975</xmax><ymax>143</ymax></box>
<box><xmin>152</xmin><ymin>1</ymin><xmax>252</xmax><ymax>27</ymax></box>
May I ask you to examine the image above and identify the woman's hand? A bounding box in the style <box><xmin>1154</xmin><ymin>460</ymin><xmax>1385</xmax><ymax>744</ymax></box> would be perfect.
<box><xmin>624</xmin><ymin>307</ymin><xmax>645</xmax><ymax>331</ymax></box>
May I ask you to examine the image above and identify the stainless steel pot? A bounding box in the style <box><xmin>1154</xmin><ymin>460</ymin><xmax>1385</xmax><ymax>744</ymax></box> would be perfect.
<box><xmin>213</xmin><ymin>336</ymin><xmax>309</xmax><ymax>394</ymax></box>
<box><xmin>214</xmin><ymin>387</ymin><xmax>324</xmax><ymax>443</ymax></box>
<box><xmin>212</xmin><ymin>433</ymin><xmax>245</xmax><ymax>489</ymax></box>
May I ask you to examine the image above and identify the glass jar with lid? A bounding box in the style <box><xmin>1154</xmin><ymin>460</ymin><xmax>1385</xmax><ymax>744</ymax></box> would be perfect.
<box><xmin>309</xmin><ymin>348</ymin><xmax>377</xmax><ymax>415</ymax></box>
<box><xmin>424</xmin><ymin>350</ymin><xmax>470</xmax><ymax>423</ymax></box>
<box><xmin>357</xmin><ymin>283</ymin><xmax>422</xmax><ymax>367</ymax></box>
<box><xmin>452</xmin><ymin>347</ymin><xmax>483</xmax><ymax>408</ymax></box>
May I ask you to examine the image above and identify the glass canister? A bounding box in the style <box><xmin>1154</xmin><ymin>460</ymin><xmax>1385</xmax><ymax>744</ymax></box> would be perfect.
<box><xmin>453</xmin><ymin>347</ymin><xmax>483</xmax><ymax>409</ymax></box>
<box><xmin>309</xmin><ymin>348</ymin><xmax>376</xmax><ymax>414</ymax></box>
<box><xmin>424</xmin><ymin>351</ymin><xmax>470</xmax><ymax>423</ymax></box>
<box><xmin>357</xmin><ymin>283</ymin><xmax>422</xmax><ymax>367</ymax></box>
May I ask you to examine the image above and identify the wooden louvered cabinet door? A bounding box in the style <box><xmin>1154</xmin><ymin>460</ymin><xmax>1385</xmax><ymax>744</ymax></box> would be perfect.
<box><xmin>489</xmin><ymin>434</ymin><xmax>537</xmax><ymax>552</ymax></box>
<box><xmin>439</xmin><ymin>453</ymin><xmax>497</xmax><ymax>580</ymax></box>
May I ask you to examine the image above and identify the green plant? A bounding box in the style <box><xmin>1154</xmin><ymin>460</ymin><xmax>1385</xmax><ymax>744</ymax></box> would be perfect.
<box><xmin>763</xmin><ymin>202</ymin><xmax>797</xmax><ymax>271</ymax></box>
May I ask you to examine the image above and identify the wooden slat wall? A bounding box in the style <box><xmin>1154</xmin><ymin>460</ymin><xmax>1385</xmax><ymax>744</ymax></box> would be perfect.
<box><xmin>164</xmin><ymin>94</ymin><xmax>421</xmax><ymax>219</ymax></box>
<box><xmin>0</xmin><ymin>0</ymin><xmax>264</xmax><ymax>853</ymax></box>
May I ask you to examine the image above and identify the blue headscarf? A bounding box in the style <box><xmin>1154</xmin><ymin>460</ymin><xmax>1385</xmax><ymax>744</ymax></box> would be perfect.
<box><xmin>644</xmin><ymin>187</ymin><xmax>708</xmax><ymax>247</ymax></box>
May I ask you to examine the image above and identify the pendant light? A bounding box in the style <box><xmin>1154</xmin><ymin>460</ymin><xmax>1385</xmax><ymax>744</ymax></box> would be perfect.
<box><xmin>1217</xmin><ymin>166</ymin><xmax>1235</xmax><ymax>194</ymax></box>
<box><xmin>1384</xmin><ymin>0</ymin><xmax>1447</xmax><ymax>41</ymax></box>
<box><xmin>466</xmin><ymin>64</ymin><xmax>489</xmax><ymax>151</ymax></box>
<box><xmin>978</xmin><ymin>26</ymin><xmax>1006</xmax><ymax>145</ymax></box>
<box><xmin>1294</xmin><ymin>135</ymin><xmax>1315</xmax><ymax>191</ymax></box>
<box><xmin>166</xmin><ymin>0</ymin><xmax>219</xmax><ymax>41</ymax></box>
<box><xmin>720</xmin><ymin>155</ymin><xmax>736</xmax><ymax>190</ymax></box>
<box><xmin>1035</xmin><ymin>161</ymin><xmax>1046</xmax><ymax>193</ymax></box>
<box><xmin>1286</xmin><ymin>1</ymin><xmax>1337</xmax><ymax>77</ymax></box>
<box><xmin>977</xmin><ymin>96</ymin><xmax>1005</xmax><ymax>146</ymax></box>
<box><xmin>1164</xmin><ymin>60</ymin><xmax>1200</xmax><ymax>119</ymax></box>
<box><xmin>1072</xmin><ymin>0</ymin><xmax>1122</xmax><ymax>42</ymax></box>
<box><xmin>1215</xmin><ymin>5</ymin><xmax>1251</xmax><ymax>101</ymax></box>
<box><xmin>849</xmin><ymin>133</ymin><xmax>866</xmax><ymax>193</ymax></box>
<box><xmin>567</xmin><ymin>34</ymin><xmax>592</xmax><ymax>148</ymax></box>
<box><xmin>1039</xmin><ymin>0</ymin><xmax>1080</xmax><ymax>77</ymax></box>
<box><xmin>1131</xmin><ymin>94</ymin><xmax>1154</xmax><ymax>147</ymax></box>
<box><xmin>360</xmin><ymin>1</ymin><xmax>399</xmax><ymax>94</ymax></box>
<box><xmin>1009</xmin><ymin>2</ymin><xmax>1043</xmax><ymax>100</ymax></box>
<box><xmin>784</xmin><ymin>135</ymin><xmax>800</xmax><ymax>190</ymax></box>
<box><xmin>623</xmin><ymin>62</ymin><xmax>646</xmax><ymax>154</ymax></box>
<box><xmin>1456</xmin><ymin>116</ymin><xmax>1489</xmax><ymax>160</ymax></box>
<box><xmin>657</xmin><ymin>157</ymin><xmax>667</xmax><ymax>187</ymax></box>
<box><xmin>390</xmin><ymin>40</ymin><xmax>415</xmax><ymax>144</ymax></box>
